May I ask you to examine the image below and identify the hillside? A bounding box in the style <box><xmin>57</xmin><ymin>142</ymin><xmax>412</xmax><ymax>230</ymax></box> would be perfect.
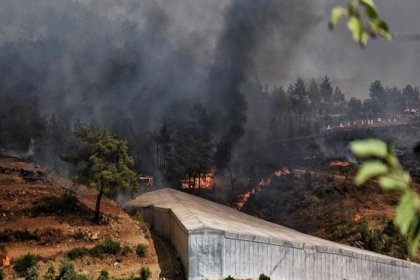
<box><xmin>0</xmin><ymin>156</ymin><xmax>167</xmax><ymax>279</ymax></box>
<box><xmin>239</xmin><ymin>160</ymin><xmax>417</xmax><ymax>261</ymax></box>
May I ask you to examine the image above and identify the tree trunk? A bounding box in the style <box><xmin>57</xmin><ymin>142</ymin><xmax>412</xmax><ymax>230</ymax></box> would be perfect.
<box><xmin>193</xmin><ymin>173</ymin><xmax>196</xmax><ymax>190</ymax></box>
<box><xmin>163</xmin><ymin>146</ymin><xmax>167</xmax><ymax>177</ymax></box>
<box><xmin>198</xmin><ymin>173</ymin><xmax>201</xmax><ymax>193</ymax></box>
<box><xmin>228</xmin><ymin>164</ymin><xmax>234</xmax><ymax>193</ymax></box>
<box><xmin>156</xmin><ymin>144</ymin><xmax>159</xmax><ymax>169</ymax></box>
<box><xmin>94</xmin><ymin>189</ymin><xmax>104</xmax><ymax>224</ymax></box>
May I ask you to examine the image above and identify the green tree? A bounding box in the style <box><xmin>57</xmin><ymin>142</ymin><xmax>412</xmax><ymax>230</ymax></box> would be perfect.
<box><xmin>63</xmin><ymin>127</ymin><xmax>138</xmax><ymax>224</ymax></box>
<box><xmin>348</xmin><ymin>97</ymin><xmax>363</xmax><ymax>119</ymax></box>
<box><xmin>309</xmin><ymin>79</ymin><xmax>321</xmax><ymax>116</ymax></box>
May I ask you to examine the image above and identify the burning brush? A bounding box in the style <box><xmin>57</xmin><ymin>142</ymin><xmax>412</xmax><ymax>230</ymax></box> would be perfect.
<box><xmin>1</xmin><ymin>255</ymin><xmax>11</xmax><ymax>268</ymax></box>
<box><xmin>235</xmin><ymin>166</ymin><xmax>291</xmax><ymax>210</ymax></box>
<box><xmin>329</xmin><ymin>159</ymin><xmax>351</xmax><ymax>167</ymax></box>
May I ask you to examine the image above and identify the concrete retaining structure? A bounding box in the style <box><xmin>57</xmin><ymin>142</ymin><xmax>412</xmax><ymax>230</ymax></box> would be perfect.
<box><xmin>126</xmin><ymin>188</ymin><xmax>420</xmax><ymax>280</ymax></box>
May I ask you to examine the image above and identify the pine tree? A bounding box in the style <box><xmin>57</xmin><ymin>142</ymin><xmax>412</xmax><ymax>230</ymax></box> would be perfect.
<box><xmin>63</xmin><ymin>127</ymin><xmax>138</xmax><ymax>224</ymax></box>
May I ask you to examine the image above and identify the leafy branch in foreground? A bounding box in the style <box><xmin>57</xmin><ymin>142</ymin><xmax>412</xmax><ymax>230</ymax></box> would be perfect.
<box><xmin>350</xmin><ymin>139</ymin><xmax>420</xmax><ymax>256</ymax></box>
<box><xmin>329</xmin><ymin>0</ymin><xmax>392</xmax><ymax>47</ymax></box>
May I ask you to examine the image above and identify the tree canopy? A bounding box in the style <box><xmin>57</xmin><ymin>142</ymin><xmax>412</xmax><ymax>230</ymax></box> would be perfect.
<box><xmin>63</xmin><ymin>127</ymin><xmax>138</xmax><ymax>223</ymax></box>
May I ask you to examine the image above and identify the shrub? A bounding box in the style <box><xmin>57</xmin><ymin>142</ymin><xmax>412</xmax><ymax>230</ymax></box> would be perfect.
<box><xmin>98</xmin><ymin>238</ymin><xmax>121</xmax><ymax>255</ymax></box>
<box><xmin>135</xmin><ymin>244</ymin><xmax>147</xmax><ymax>257</ymax></box>
<box><xmin>259</xmin><ymin>274</ymin><xmax>271</xmax><ymax>280</ymax></box>
<box><xmin>67</xmin><ymin>239</ymin><xmax>121</xmax><ymax>260</ymax></box>
<box><xmin>56</xmin><ymin>262</ymin><xmax>77</xmax><ymax>280</ymax></box>
<box><xmin>67</xmin><ymin>247</ymin><xmax>90</xmax><ymax>260</ymax></box>
<box><xmin>224</xmin><ymin>276</ymin><xmax>235</xmax><ymax>280</ymax></box>
<box><xmin>56</xmin><ymin>262</ymin><xmax>88</xmax><ymax>280</ymax></box>
<box><xmin>121</xmin><ymin>246</ymin><xmax>133</xmax><ymax>257</ymax></box>
<box><xmin>43</xmin><ymin>265</ymin><xmax>56</xmax><ymax>280</ymax></box>
<box><xmin>25</xmin><ymin>266</ymin><xmax>39</xmax><ymax>280</ymax></box>
<box><xmin>0</xmin><ymin>269</ymin><xmax>4</xmax><ymax>280</ymax></box>
<box><xmin>139</xmin><ymin>267</ymin><xmax>151</xmax><ymax>280</ymax></box>
<box><xmin>13</xmin><ymin>253</ymin><xmax>38</xmax><ymax>275</ymax></box>
<box><xmin>97</xmin><ymin>270</ymin><xmax>109</xmax><ymax>280</ymax></box>
<box><xmin>90</xmin><ymin>238</ymin><xmax>121</xmax><ymax>258</ymax></box>
<box><xmin>0</xmin><ymin>229</ymin><xmax>38</xmax><ymax>242</ymax></box>
<box><xmin>73</xmin><ymin>231</ymin><xmax>85</xmax><ymax>241</ymax></box>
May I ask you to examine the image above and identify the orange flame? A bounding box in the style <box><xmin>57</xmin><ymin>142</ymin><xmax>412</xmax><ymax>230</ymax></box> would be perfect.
<box><xmin>274</xmin><ymin>167</ymin><xmax>290</xmax><ymax>177</ymax></box>
<box><xmin>181</xmin><ymin>171</ymin><xmax>214</xmax><ymax>190</ymax></box>
<box><xmin>330</xmin><ymin>160</ymin><xmax>351</xmax><ymax>167</ymax></box>
<box><xmin>353</xmin><ymin>213</ymin><xmax>363</xmax><ymax>222</ymax></box>
<box><xmin>2</xmin><ymin>256</ymin><xmax>11</xmax><ymax>267</ymax></box>
<box><xmin>235</xmin><ymin>167</ymin><xmax>290</xmax><ymax>210</ymax></box>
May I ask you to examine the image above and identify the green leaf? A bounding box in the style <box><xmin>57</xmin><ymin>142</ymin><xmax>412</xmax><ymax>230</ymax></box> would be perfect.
<box><xmin>350</xmin><ymin>139</ymin><xmax>388</xmax><ymax>158</ymax></box>
<box><xmin>347</xmin><ymin>16</ymin><xmax>363</xmax><ymax>42</ymax></box>
<box><xmin>409</xmin><ymin>216</ymin><xmax>420</xmax><ymax>256</ymax></box>
<box><xmin>359</xmin><ymin>0</ymin><xmax>378</xmax><ymax>19</ymax></box>
<box><xmin>359</xmin><ymin>0</ymin><xmax>376</xmax><ymax>9</ymax></box>
<box><xmin>395</xmin><ymin>191</ymin><xmax>419</xmax><ymax>235</ymax></box>
<box><xmin>378</xmin><ymin>175</ymin><xmax>406</xmax><ymax>191</ymax></box>
<box><xmin>355</xmin><ymin>160</ymin><xmax>388</xmax><ymax>185</ymax></box>
<box><xmin>329</xmin><ymin>7</ymin><xmax>347</xmax><ymax>29</ymax></box>
<box><xmin>360</xmin><ymin>31</ymin><xmax>369</xmax><ymax>47</ymax></box>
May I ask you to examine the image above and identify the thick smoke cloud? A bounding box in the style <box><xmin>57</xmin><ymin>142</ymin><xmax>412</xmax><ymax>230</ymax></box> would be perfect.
<box><xmin>0</xmin><ymin>0</ymin><xmax>318</xmax><ymax>141</ymax></box>
<box><xmin>1</xmin><ymin>0</ymin><xmax>418</xmax><ymax>175</ymax></box>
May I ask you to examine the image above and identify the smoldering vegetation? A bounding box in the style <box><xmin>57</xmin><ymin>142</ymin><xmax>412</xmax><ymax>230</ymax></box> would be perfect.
<box><xmin>0</xmin><ymin>0</ymin><xmax>420</xmax><ymax>191</ymax></box>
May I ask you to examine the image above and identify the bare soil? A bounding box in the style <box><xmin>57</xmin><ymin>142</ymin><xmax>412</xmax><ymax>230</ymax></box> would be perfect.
<box><xmin>0</xmin><ymin>156</ymin><xmax>165</xmax><ymax>279</ymax></box>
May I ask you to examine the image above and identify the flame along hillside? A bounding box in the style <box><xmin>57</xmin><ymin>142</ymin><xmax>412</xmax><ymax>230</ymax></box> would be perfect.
<box><xmin>237</xmin><ymin>158</ymin><xmax>420</xmax><ymax>261</ymax></box>
<box><xmin>0</xmin><ymin>155</ymin><xmax>173</xmax><ymax>279</ymax></box>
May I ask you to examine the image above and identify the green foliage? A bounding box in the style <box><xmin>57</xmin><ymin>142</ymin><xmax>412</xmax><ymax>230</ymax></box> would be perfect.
<box><xmin>355</xmin><ymin>160</ymin><xmax>388</xmax><ymax>185</ymax></box>
<box><xmin>43</xmin><ymin>265</ymin><xmax>56</xmax><ymax>280</ymax></box>
<box><xmin>67</xmin><ymin>247</ymin><xmax>90</xmax><ymax>260</ymax></box>
<box><xmin>13</xmin><ymin>253</ymin><xmax>38</xmax><ymax>276</ymax></box>
<box><xmin>139</xmin><ymin>267</ymin><xmax>151</xmax><ymax>280</ymax></box>
<box><xmin>63</xmin><ymin>127</ymin><xmax>138</xmax><ymax>222</ymax></box>
<box><xmin>93</xmin><ymin>238</ymin><xmax>121</xmax><ymax>256</ymax></box>
<box><xmin>135</xmin><ymin>244</ymin><xmax>147</xmax><ymax>257</ymax></box>
<box><xmin>332</xmin><ymin>219</ymin><xmax>409</xmax><ymax>260</ymax></box>
<box><xmin>259</xmin><ymin>274</ymin><xmax>271</xmax><ymax>280</ymax></box>
<box><xmin>329</xmin><ymin>0</ymin><xmax>391</xmax><ymax>47</ymax></box>
<box><xmin>0</xmin><ymin>269</ymin><xmax>4</xmax><ymax>280</ymax></box>
<box><xmin>350</xmin><ymin>139</ymin><xmax>388</xmax><ymax>159</ymax></box>
<box><xmin>63</xmin><ymin>126</ymin><xmax>138</xmax><ymax>193</ymax></box>
<box><xmin>67</xmin><ymin>239</ymin><xmax>121</xmax><ymax>260</ymax></box>
<box><xmin>224</xmin><ymin>276</ymin><xmax>236</xmax><ymax>280</ymax></box>
<box><xmin>97</xmin><ymin>270</ymin><xmax>109</xmax><ymax>280</ymax></box>
<box><xmin>0</xmin><ymin>229</ymin><xmax>38</xmax><ymax>242</ymax></box>
<box><xmin>72</xmin><ymin>230</ymin><xmax>85</xmax><ymax>241</ymax></box>
<box><xmin>351</xmin><ymin>139</ymin><xmax>419</xmax><ymax>255</ymax></box>
<box><xmin>25</xmin><ymin>266</ymin><xmax>39</xmax><ymax>280</ymax></box>
<box><xmin>55</xmin><ymin>262</ymin><xmax>87</xmax><ymax>280</ymax></box>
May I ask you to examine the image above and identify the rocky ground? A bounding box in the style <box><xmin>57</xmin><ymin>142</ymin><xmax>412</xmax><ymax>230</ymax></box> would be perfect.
<box><xmin>0</xmin><ymin>155</ymin><xmax>182</xmax><ymax>279</ymax></box>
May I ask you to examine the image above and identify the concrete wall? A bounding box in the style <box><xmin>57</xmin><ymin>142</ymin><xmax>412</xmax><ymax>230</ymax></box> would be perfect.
<box><xmin>142</xmin><ymin>206</ymin><xmax>420</xmax><ymax>280</ymax></box>
<box><xmin>142</xmin><ymin>206</ymin><xmax>190</xmax><ymax>277</ymax></box>
<box><xmin>188</xmin><ymin>229</ymin><xmax>420</xmax><ymax>280</ymax></box>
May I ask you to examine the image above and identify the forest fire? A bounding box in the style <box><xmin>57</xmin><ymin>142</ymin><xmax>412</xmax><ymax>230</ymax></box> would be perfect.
<box><xmin>181</xmin><ymin>171</ymin><xmax>215</xmax><ymax>190</ymax></box>
<box><xmin>274</xmin><ymin>167</ymin><xmax>290</xmax><ymax>177</ymax></box>
<box><xmin>2</xmin><ymin>256</ymin><xmax>11</xmax><ymax>268</ymax></box>
<box><xmin>330</xmin><ymin>160</ymin><xmax>351</xmax><ymax>167</ymax></box>
<box><xmin>235</xmin><ymin>167</ymin><xmax>290</xmax><ymax>210</ymax></box>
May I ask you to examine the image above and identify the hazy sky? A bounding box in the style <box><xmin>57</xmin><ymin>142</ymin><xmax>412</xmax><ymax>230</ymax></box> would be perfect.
<box><xmin>51</xmin><ymin>0</ymin><xmax>420</xmax><ymax>99</ymax></box>
<box><xmin>285</xmin><ymin>0</ymin><xmax>420</xmax><ymax>98</ymax></box>
<box><xmin>1</xmin><ymin>0</ymin><xmax>419</xmax><ymax>100</ymax></box>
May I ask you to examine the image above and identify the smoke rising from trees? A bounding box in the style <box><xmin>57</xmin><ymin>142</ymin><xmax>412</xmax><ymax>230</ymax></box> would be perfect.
<box><xmin>0</xmin><ymin>0</ymin><xmax>419</xmax><ymax>188</ymax></box>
